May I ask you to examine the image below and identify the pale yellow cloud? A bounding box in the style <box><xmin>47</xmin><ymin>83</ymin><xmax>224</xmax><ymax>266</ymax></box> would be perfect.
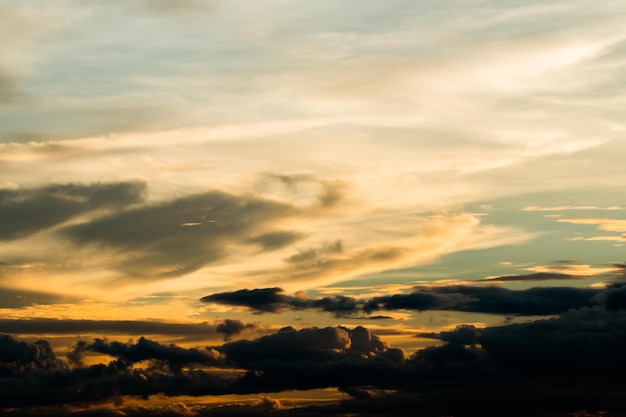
<box><xmin>522</xmin><ymin>206</ymin><xmax>623</xmax><ymax>211</ymax></box>
<box><xmin>524</xmin><ymin>263</ymin><xmax>621</xmax><ymax>276</ymax></box>
<box><xmin>569</xmin><ymin>235</ymin><xmax>626</xmax><ymax>241</ymax></box>
<box><xmin>558</xmin><ymin>217</ymin><xmax>626</xmax><ymax>232</ymax></box>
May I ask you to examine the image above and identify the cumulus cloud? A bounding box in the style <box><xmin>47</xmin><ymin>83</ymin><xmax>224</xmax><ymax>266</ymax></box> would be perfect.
<box><xmin>4</xmin><ymin>306</ymin><xmax>626</xmax><ymax>415</ymax></box>
<box><xmin>0</xmin><ymin>181</ymin><xmax>146</xmax><ymax>240</ymax></box>
<box><xmin>216</xmin><ymin>319</ymin><xmax>258</xmax><ymax>341</ymax></box>
<box><xmin>69</xmin><ymin>337</ymin><xmax>224</xmax><ymax>369</ymax></box>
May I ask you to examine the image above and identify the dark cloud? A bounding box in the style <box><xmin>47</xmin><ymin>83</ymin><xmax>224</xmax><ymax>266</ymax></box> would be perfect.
<box><xmin>202</xmin><ymin>285</ymin><xmax>602</xmax><ymax>316</ymax></box>
<box><xmin>593</xmin><ymin>282</ymin><xmax>626</xmax><ymax>311</ymax></box>
<box><xmin>0</xmin><ymin>318</ymin><xmax>222</xmax><ymax>339</ymax></box>
<box><xmin>286</xmin><ymin>240</ymin><xmax>343</xmax><ymax>264</ymax></box>
<box><xmin>0</xmin><ymin>69</ymin><xmax>19</xmax><ymax>102</ymax></box>
<box><xmin>218</xmin><ymin>326</ymin><xmax>388</xmax><ymax>365</ymax></box>
<box><xmin>69</xmin><ymin>337</ymin><xmax>224</xmax><ymax>369</ymax></box>
<box><xmin>0</xmin><ymin>288</ymin><xmax>79</xmax><ymax>308</ymax></box>
<box><xmin>62</xmin><ymin>191</ymin><xmax>300</xmax><ymax>279</ymax></box>
<box><xmin>339</xmin><ymin>386</ymin><xmax>373</xmax><ymax>400</ymax></box>
<box><xmin>201</xmin><ymin>288</ymin><xmax>295</xmax><ymax>313</ymax></box>
<box><xmin>216</xmin><ymin>319</ymin><xmax>258</xmax><ymax>341</ymax></box>
<box><xmin>3</xmin><ymin>306</ymin><xmax>626</xmax><ymax>416</ymax></box>
<box><xmin>246</xmin><ymin>231</ymin><xmax>306</xmax><ymax>251</ymax></box>
<box><xmin>480</xmin><ymin>272</ymin><xmax>579</xmax><ymax>282</ymax></box>
<box><xmin>0</xmin><ymin>181</ymin><xmax>146</xmax><ymax>240</ymax></box>
<box><xmin>201</xmin><ymin>287</ymin><xmax>361</xmax><ymax>317</ymax></box>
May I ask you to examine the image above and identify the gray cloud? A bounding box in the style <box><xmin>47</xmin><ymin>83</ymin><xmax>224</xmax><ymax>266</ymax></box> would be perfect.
<box><xmin>3</xmin><ymin>304</ymin><xmax>626</xmax><ymax>416</ymax></box>
<box><xmin>0</xmin><ymin>288</ymin><xmax>79</xmax><ymax>308</ymax></box>
<box><xmin>202</xmin><ymin>285</ymin><xmax>603</xmax><ymax>316</ymax></box>
<box><xmin>62</xmin><ymin>191</ymin><xmax>300</xmax><ymax>279</ymax></box>
<box><xmin>0</xmin><ymin>318</ymin><xmax>221</xmax><ymax>339</ymax></box>
<box><xmin>479</xmin><ymin>272</ymin><xmax>580</xmax><ymax>282</ymax></box>
<box><xmin>0</xmin><ymin>181</ymin><xmax>146</xmax><ymax>240</ymax></box>
<box><xmin>246</xmin><ymin>231</ymin><xmax>306</xmax><ymax>251</ymax></box>
<box><xmin>137</xmin><ymin>0</ymin><xmax>218</xmax><ymax>13</ymax></box>
<box><xmin>69</xmin><ymin>337</ymin><xmax>224</xmax><ymax>369</ymax></box>
<box><xmin>215</xmin><ymin>319</ymin><xmax>258</xmax><ymax>341</ymax></box>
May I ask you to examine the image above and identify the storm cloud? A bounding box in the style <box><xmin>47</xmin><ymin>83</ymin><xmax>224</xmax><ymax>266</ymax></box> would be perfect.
<box><xmin>3</xmin><ymin>307</ymin><xmax>626</xmax><ymax>415</ymax></box>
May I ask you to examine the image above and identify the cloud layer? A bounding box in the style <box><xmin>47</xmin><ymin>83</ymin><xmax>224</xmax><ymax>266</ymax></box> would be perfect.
<box><xmin>202</xmin><ymin>284</ymin><xmax>603</xmax><ymax>316</ymax></box>
<box><xmin>3</xmin><ymin>290</ymin><xmax>626</xmax><ymax>415</ymax></box>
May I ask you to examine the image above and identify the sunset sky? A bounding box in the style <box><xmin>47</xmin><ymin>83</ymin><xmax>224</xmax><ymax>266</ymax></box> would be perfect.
<box><xmin>2</xmin><ymin>1</ymin><xmax>626</xmax><ymax>416</ymax></box>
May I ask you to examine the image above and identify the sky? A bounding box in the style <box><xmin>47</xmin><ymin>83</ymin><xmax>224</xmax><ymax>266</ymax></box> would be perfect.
<box><xmin>1</xmin><ymin>0</ymin><xmax>626</xmax><ymax>416</ymax></box>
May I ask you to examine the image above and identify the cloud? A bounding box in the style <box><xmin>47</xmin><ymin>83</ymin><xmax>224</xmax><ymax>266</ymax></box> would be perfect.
<box><xmin>0</xmin><ymin>4</ymin><xmax>62</xmax><ymax>102</ymax></box>
<box><xmin>4</xmin><ymin>295</ymin><xmax>626</xmax><ymax>414</ymax></box>
<box><xmin>558</xmin><ymin>217</ymin><xmax>626</xmax><ymax>232</ymax></box>
<box><xmin>69</xmin><ymin>337</ymin><xmax>224</xmax><ymax>369</ymax></box>
<box><xmin>201</xmin><ymin>288</ymin><xmax>295</xmax><ymax>313</ymax></box>
<box><xmin>246</xmin><ymin>231</ymin><xmax>307</xmax><ymax>251</ymax></box>
<box><xmin>216</xmin><ymin>319</ymin><xmax>258</xmax><ymax>341</ymax></box>
<box><xmin>202</xmin><ymin>285</ymin><xmax>602</xmax><ymax>316</ymax></box>
<box><xmin>0</xmin><ymin>318</ymin><xmax>227</xmax><ymax>339</ymax></box>
<box><xmin>369</xmin><ymin>285</ymin><xmax>601</xmax><ymax>315</ymax></box>
<box><xmin>61</xmin><ymin>190</ymin><xmax>301</xmax><ymax>279</ymax></box>
<box><xmin>137</xmin><ymin>0</ymin><xmax>218</xmax><ymax>13</ymax></box>
<box><xmin>480</xmin><ymin>272</ymin><xmax>580</xmax><ymax>282</ymax></box>
<box><xmin>524</xmin><ymin>263</ymin><xmax>623</xmax><ymax>277</ymax></box>
<box><xmin>521</xmin><ymin>206</ymin><xmax>623</xmax><ymax>211</ymax></box>
<box><xmin>0</xmin><ymin>181</ymin><xmax>146</xmax><ymax>240</ymax></box>
<box><xmin>0</xmin><ymin>288</ymin><xmax>79</xmax><ymax>308</ymax></box>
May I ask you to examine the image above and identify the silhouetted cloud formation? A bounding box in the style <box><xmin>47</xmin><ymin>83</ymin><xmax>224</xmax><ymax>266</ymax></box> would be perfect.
<box><xmin>0</xmin><ymin>181</ymin><xmax>146</xmax><ymax>240</ymax></box>
<box><xmin>366</xmin><ymin>285</ymin><xmax>600</xmax><ymax>315</ymax></box>
<box><xmin>202</xmin><ymin>284</ymin><xmax>603</xmax><ymax>316</ymax></box>
<box><xmin>3</xmin><ymin>284</ymin><xmax>626</xmax><ymax>414</ymax></box>
<box><xmin>2</xmin><ymin>304</ymin><xmax>626</xmax><ymax>416</ymax></box>
<box><xmin>216</xmin><ymin>319</ymin><xmax>258</xmax><ymax>341</ymax></box>
<box><xmin>202</xmin><ymin>287</ymin><xmax>296</xmax><ymax>313</ymax></box>
<box><xmin>0</xmin><ymin>318</ymin><xmax>233</xmax><ymax>339</ymax></box>
<box><xmin>0</xmin><ymin>288</ymin><xmax>79</xmax><ymax>308</ymax></box>
<box><xmin>246</xmin><ymin>231</ymin><xmax>306</xmax><ymax>251</ymax></box>
<box><xmin>69</xmin><ymin>337</ymin><xmax>224</xmax><ymax>369</ymax></box>
<box><xmin>4</xmin><ymin>290</ymin><xmax>626</xmax><ymax>416</ymax></box>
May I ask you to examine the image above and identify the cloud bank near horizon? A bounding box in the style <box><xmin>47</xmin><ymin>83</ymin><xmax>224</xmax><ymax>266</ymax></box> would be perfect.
<box><xmin>2</xmin><ymin>295</ymin><xmax>626</xmax><ymax>416</ymax></box>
